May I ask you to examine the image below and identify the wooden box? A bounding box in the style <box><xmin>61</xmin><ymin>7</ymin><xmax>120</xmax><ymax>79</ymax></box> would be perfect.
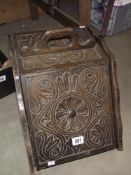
<box><xmin>0</xmin><ymin>51</ymin><xmax>15</xmax><ymax>98</ymax></box>
<box><xmin>9</xmin><ymin>27</ymin><xmax>122</xmax><ymax>175</ymax></box>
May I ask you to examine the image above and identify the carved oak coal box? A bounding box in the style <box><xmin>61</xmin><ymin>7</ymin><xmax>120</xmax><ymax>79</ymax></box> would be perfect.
<box><xmin>9</xmin><ymin>27</ymin><xmax>122</xmax><ymax>175</ymax></box>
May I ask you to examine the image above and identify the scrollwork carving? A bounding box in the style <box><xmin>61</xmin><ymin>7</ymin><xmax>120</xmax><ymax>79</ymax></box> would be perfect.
<box><xmin>20</xmin><ymin>47</ymin><xmax>102</xmax><ymax>70</ymax></box>
<box><xmin>36</xmin><ymin>132</ymin><xmax>66</xmax><ymax>162</ymax></box>
<box><xmin>25</xmin><ymin>65</ymin><xmax>114</xmax><ymax>168</ymax></box>
<box><xmin>85</xmin><ymin>116</ymin><xmax>112</xmax><ymax>148</ymax></box>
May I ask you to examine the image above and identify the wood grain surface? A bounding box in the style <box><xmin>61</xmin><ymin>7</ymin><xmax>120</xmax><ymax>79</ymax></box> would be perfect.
<box><xmin>0</xmin><ymin>0</ymin><xmax>44</xmax><ymax>24</ymax></box>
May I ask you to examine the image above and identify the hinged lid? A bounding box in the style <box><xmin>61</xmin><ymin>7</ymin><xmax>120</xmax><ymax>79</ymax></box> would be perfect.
<box><xmin>9</xmin><ymin>27</ymin><xmax>108</xmax><ymax>74</ymax></box>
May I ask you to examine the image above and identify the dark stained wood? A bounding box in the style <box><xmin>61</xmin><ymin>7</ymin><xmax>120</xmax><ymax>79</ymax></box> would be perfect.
<box><xmin>9</xmin><ymin>27</ymin><xmax>123</xmax><ymax>174</ymax></box>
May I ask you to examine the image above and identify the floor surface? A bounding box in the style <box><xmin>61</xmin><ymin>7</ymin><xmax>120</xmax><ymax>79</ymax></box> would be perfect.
<box><xmin>0</xmin><ymin>15</ymin><xmax>131</xmax><ymax>175</ymax></box>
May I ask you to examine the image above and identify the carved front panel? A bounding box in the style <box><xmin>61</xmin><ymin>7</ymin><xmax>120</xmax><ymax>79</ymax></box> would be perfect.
<box><xmin>22</xmin><ymin>64</ymin><xmax>115</xmax><ymax>170</ymax></box>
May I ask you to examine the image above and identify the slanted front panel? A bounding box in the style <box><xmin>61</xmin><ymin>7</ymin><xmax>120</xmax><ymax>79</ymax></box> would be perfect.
<box><xmin>21</xmin><ymin>63</ymin><xmax>115</xmax><ymax>170</ymax></box>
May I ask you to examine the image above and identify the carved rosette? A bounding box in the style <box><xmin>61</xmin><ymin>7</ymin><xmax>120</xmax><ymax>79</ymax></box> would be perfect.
<box><xmin>53</xmin><ymin>94</ymin><xmax>91</xmax><ymax>135</ymax></box>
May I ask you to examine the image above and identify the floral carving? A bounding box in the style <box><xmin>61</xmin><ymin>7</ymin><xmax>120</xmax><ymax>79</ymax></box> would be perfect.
<box><xmin>57</xmin><ymin>72</ymin><xmax>79</xmax><ymax>93</ymax></box>
<box><xmin>36</xmin><ymin>132</ymin><xmax>65</xmax><ymax>162</ymax></box>
<box><xmin>54</xmin><ymin>95</ymin><xmax>90</xmax><ymax>134</ymax></box>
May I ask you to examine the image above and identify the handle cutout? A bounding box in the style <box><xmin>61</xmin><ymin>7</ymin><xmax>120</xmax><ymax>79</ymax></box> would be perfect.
<box><xmin>47</xmin><ymin>36</ymin><xmax>72</xmax><ymax>49</ymax></box>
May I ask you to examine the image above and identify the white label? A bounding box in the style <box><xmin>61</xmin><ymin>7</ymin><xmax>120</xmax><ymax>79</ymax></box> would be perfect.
<box><xmin>15</xmin><ymin>75</ymin><xmax>19</xmax><ymax>80</ymax></box>
<box><xmin>72</xmin><ymin>136</ymin><xmax>84</xmax><ymax>146</ymax></box>
<box><xmin>0</xmin><ymin>75</ymin><xmax>6</xmax><ymax>82</ymax></box>
<box><xmin>48</xmin><ymin>161</ymin><xmax>55</xmax><ymax>166</ymax></box>
<box><xmin>79</xmin><ymin>25</ymin><xmax>86</xmax><ymax>29</ymax></box>
<box><xmin>19</xmin><ymin>102</ymin><xmax>24</xmax><ymax>111</ymax></box>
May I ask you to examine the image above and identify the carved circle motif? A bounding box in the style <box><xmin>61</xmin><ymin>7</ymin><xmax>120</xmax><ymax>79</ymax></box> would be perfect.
<box><xmin>52</xmin><ymin>93</ymin><xmax>92</xmax><ymax>135</ymax></box>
